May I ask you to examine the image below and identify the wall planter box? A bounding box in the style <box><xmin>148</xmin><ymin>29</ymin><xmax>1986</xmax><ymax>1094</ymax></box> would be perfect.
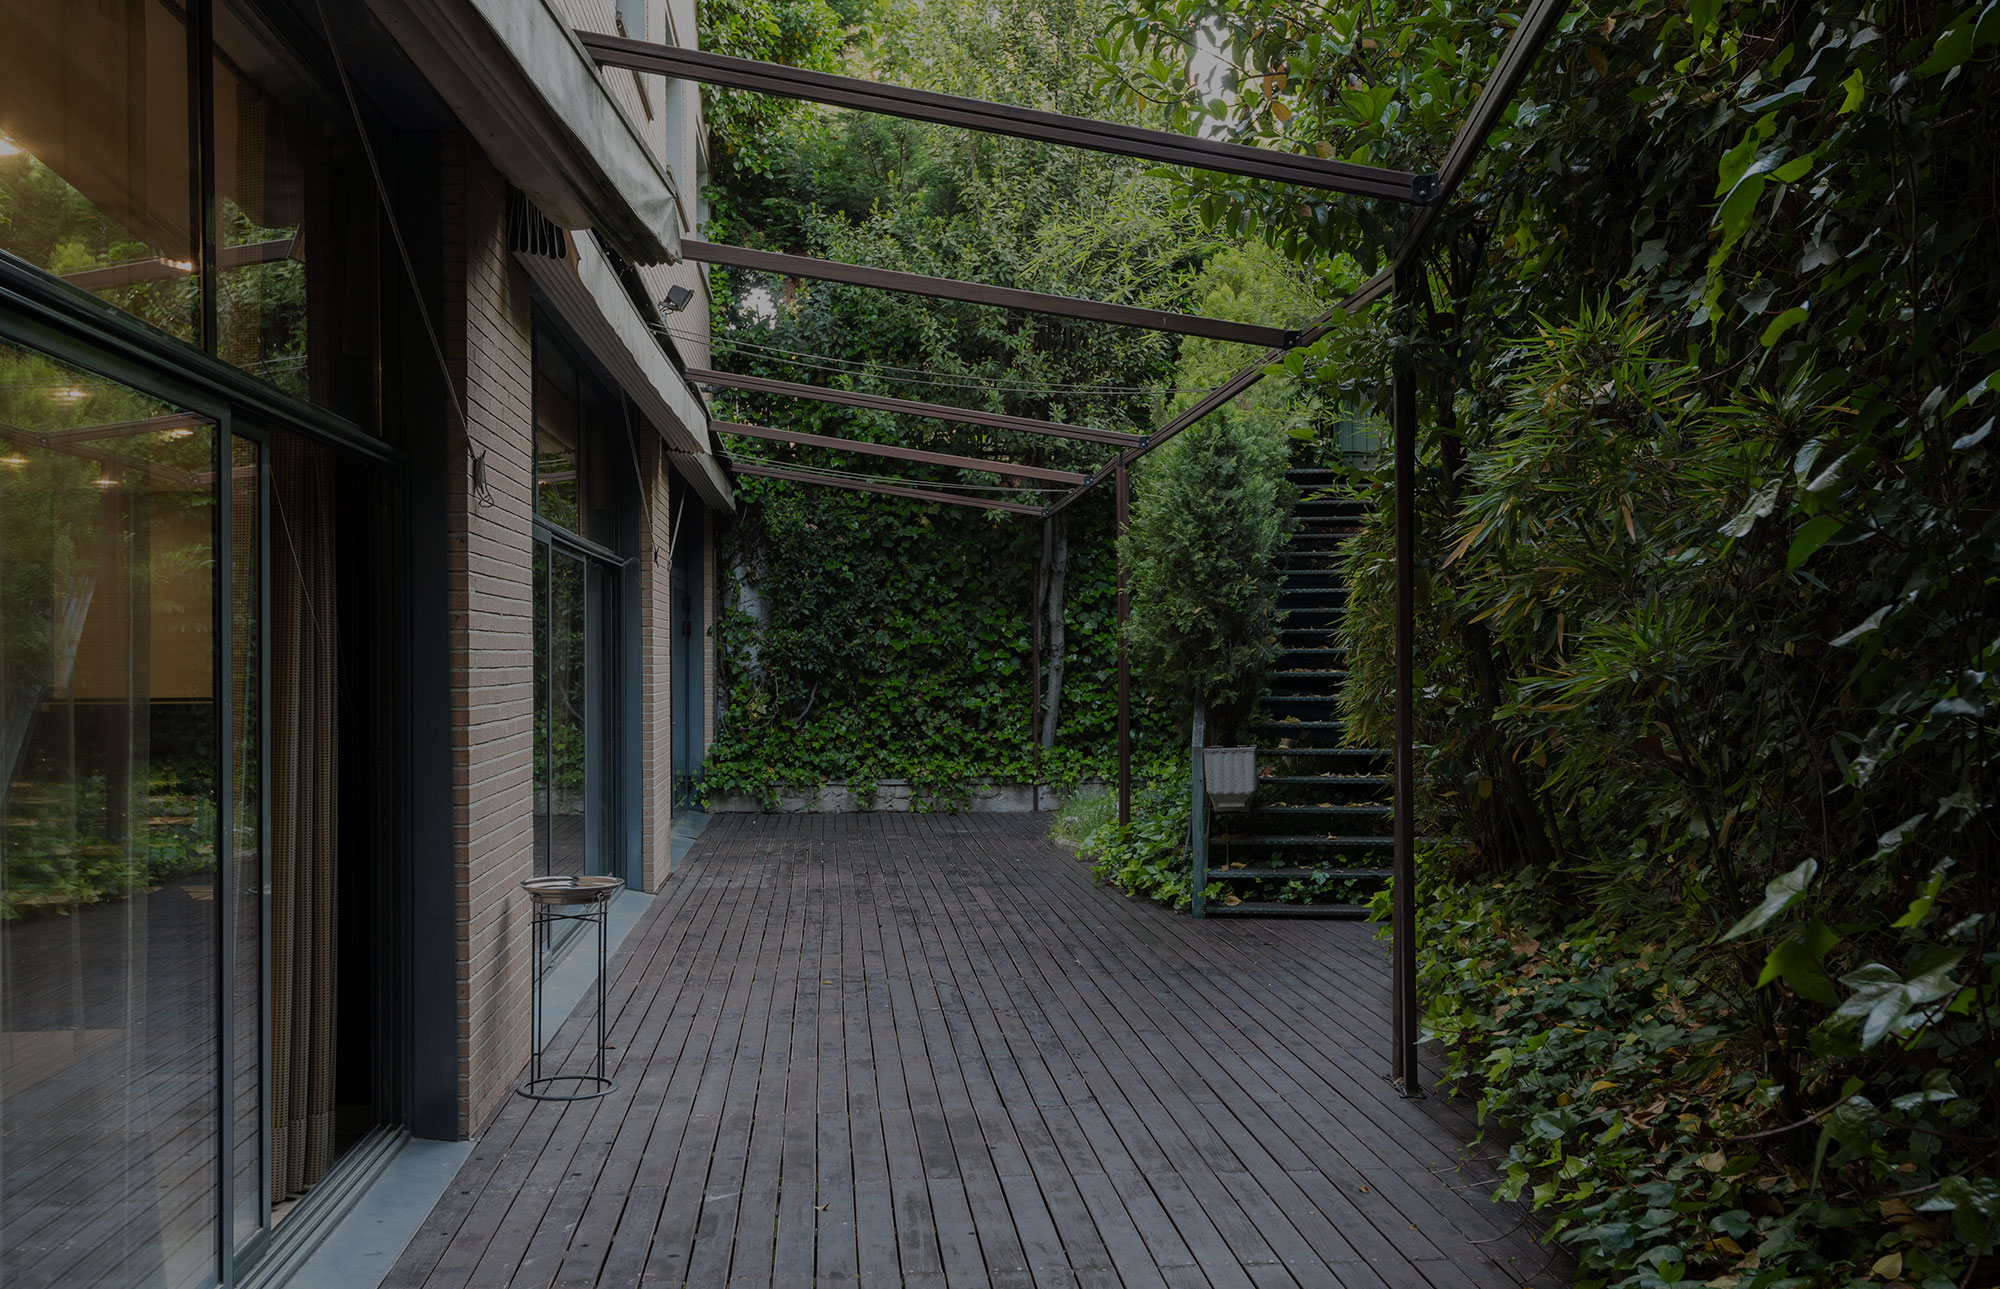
<box><xmin>1204</xmin><ymin>747</ymin><xmax>1258</xmax><ymax>810</ymax></box>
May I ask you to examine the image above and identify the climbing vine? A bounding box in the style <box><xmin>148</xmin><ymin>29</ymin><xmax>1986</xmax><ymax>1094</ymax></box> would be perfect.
<box><xmin>1101</xmin><ymin>0</ymin><xmax>1999</xmax><ymax>1283</ymax></box>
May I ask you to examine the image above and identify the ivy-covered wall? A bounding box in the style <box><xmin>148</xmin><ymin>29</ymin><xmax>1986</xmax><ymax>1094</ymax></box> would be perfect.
<box><xmin>705</xmin><ymin>478</ymin><xmax>1168</xmax><ymax>806</ymax></box>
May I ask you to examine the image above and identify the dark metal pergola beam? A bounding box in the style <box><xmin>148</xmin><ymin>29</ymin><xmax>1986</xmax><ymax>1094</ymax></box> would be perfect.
<box><xmin>690</xmin><ymin>367</ymin><xmax>1141</xmax><ymax>448</ymax></box>
<box><xmin>580</xmin><ymin>32</ymin><xmax>1436</xmax><ymax>204</ymax></box>
<box><xmin>715</xmin><ymin>420</ymin><xmax>1086</xmax><ymax>484</ymax></box>
<box><xmin>684</xmin><ymin>240</ymin><xmax>1294</xmax><ymax>349</ymax></box>
<box><xmin>1041</xmin><ymin>0</ymin><xmax>1566</xmax><ymax>519</ymax></box>
<box><xmin>1040</xmin><ymin>271</ymin><xmax>1384</xmax><ymax>517</ymax></box>
<box><xmin>730</xmin><ymin>460</ymin><xmax>1044</xmax><ymax>514</ymax></box>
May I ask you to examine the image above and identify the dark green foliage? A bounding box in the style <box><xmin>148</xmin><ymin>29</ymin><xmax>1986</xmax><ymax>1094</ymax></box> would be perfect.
<box><xmin>704</xmin><ymin>480</ymin><xmax>1164</xmax><ymax>805</ymax></box>
<box><xmin>1122</xmin><ymin>418</ymin><xmax>1295</xmax><ymax>740</ymax></box>
<box><xmin>1078</xmin><ymin>753</ymin><xmax>1213</xmax><ymax>910</ymax></box>
<box><xmin>697</xmin><ymin>0</ymin><xmax>848</xmax><ymax>184</ymax></box>
<box><xmin>1104</xmin><ymin>0</ymin><xmax>1999</xmax><ymax>1283</ymax></box>
<box><xmin>699</xmin><ymin>0</ymin><xmax>1216</xmax><ymax>804</ymax></box>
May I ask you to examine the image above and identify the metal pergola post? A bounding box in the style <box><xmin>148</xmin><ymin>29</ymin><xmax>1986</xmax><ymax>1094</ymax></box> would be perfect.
<box><xmin>1032</xmin><ymin>522</ymin><xmax>1045</xmax><ymax>799</ymax></box>
<box><xmin>1115</xmin><ymin>460</ymin><xmax>1131</xmax><ymax>827</ymax></box>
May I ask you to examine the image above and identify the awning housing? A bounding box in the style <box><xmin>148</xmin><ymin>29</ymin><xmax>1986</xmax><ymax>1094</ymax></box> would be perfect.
<box><xmin>365</xmin><ymin>0</ymin><xmax>681</xmax><ymax>264</ymax></box>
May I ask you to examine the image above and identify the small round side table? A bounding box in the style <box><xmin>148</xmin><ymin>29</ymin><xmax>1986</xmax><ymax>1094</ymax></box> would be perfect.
<box><xmin>517</xmin><ymin>873</ymin><xmax>622</xmax><ymax>1101</ymax></box>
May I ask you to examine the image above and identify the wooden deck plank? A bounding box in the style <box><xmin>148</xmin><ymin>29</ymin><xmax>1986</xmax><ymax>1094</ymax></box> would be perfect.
<box><xmin>388</xmin><ymin>815</ymin><xmax>1566</xmax><ymax>1289</ymax></box>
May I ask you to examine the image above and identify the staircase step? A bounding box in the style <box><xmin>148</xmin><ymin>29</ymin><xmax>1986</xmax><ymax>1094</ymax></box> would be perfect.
<box><xmin>1252</xmin><ymin>720</ymin><xmax>1346</xmax><ymax>731</ymax></box>
<box><xmin>1202</xmin><ymin>901</ymin><xmax>1371</xmax><ymax>919</ymax></box>
<box><xmin>1257</xmin><ymin>747</ymin><xmax>1387</xmax><ymax>759</ymax></box>
<box><xmin>1205</xmin><ymin>867</ymin><xmax>1392</xmax><ymax>881</ymax></box>
<box><xmin>1269</xmin><ymin>669</ymin><xmax>1348</xmax><ymax>680</ymax></box>
<box><xmin>1210</xmin><ymin>834</ymin><xmax>1395</xmax><ymax>847</ymax></box>
<box><xmin>1258</xmin><ymin>774</ymin><xmax>1389</xmax><ymax>786</ymax></box>
<box><xmin>1248</xmin><ymin>804</ymin><xmax>1393</xmax><ymax>818</ymax></box>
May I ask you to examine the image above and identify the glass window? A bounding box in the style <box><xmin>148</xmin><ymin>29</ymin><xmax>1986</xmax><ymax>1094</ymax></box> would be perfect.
<box><xmin>535</xmin><ymin>338</ymin><xmax>584</xmax><ymax>535</ymax></box>
<box><xmin>0</xmin><ymin>340</ymin><xmax>219</xmax><ymax>1288</ymax></box>
<box><xmin>0</xmin><ymin>0</ymin><xmax>199</xmax><ymax>343</ymax></box>
<box><xmin>214</xmin><ymin>1</ymin><xmax>382</xmax><ymax>426</ymax></box>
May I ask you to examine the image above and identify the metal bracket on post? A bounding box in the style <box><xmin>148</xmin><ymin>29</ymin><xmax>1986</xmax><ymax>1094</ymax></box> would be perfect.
<box><xmin>1190</xmin><ymin>705</ymin><xmax>1208</xmax><ymax>919</ymax></box>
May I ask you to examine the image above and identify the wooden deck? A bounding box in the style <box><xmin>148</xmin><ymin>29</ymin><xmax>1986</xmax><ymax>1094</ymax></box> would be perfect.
<box><xmin>387</xmin><ymin>815</ymin><xmax>1563</xmax><ymax>1288</ymax></box>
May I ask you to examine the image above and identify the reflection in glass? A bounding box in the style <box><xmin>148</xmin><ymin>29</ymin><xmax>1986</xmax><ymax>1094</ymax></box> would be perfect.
<box><xmin>214</xmin><ymin>44</ymin><xmax>312</xmax><ymax>402</ymax></box>
<box><xmin>0</xmin><ymin>341</ymin><xmax>218</xmax><ymax>1287</ymax></box>
<box><xmin>230</xmin><ymin>436</ymin><xmax>264</xmax><ymax>1247</ymax></box>
<box><xmin>533</xmin><ymin>543</ymin><xmax>550</xmax><ymax>875</ymax></box>
<box><xmin>534</xmin><ymin>346</ymin><xmax>583</xmax><ymax>535</ymax></box>
<box><xmin>0</xmin><ymin>0</ymin><xmax>198</xmax><ymax>342</ymax></box>
<box><xmin>545</xmin><ymin>551</ymin><xmax>588</xmax><ymax>880</ymax></box>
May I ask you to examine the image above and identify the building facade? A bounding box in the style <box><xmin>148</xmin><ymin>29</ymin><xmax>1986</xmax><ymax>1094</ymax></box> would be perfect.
<box><xmin>0</xmin><ymin>0</ymin><xmax>725</xmax><ymax>1283</ymax></box>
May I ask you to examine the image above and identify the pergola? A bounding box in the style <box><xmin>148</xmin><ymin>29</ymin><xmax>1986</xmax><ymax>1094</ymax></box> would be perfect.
<box><xmin>584</xmin><ymin>0</ymin><xmax>1570</xmax><ymax>1097</ymax></box>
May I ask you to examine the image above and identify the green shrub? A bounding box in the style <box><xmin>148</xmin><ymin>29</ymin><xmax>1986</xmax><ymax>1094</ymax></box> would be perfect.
<box><xmin>1122</xmin><ymin>415</ymin><xmax>1296</xmax><ymax>741</ymax></box>
<box><xmin>1049</xmin><ymin>784</ymin><xmax>1115</xmax><ymax>851</ymax></box>
<box><xmin>1073</xmin><ymin>753</ymin><xmax>1228</xmax><ymax>912</ymax></box>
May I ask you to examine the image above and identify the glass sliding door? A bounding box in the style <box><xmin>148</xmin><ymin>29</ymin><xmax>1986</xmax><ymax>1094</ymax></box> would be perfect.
<box><xmin>541</xmin><ymin>545</ymin><xmax>588</xmax><ymax>879</ymax></box>
<box><xmin>0</xmin><ymin>341</ymin><xmax>222</xmax><ymax>1289</ymax></box>
<box><xmin>533</xmin><ymin>536</ymin><xmax>618</xmax><ymax>884</ymax></box>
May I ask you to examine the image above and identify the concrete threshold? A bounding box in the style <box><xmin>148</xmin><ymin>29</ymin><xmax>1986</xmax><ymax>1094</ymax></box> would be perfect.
<box><xmin>281</xmin><ymin>879</ymin><xmax>656</xmax><ymax>1289</ymax></box>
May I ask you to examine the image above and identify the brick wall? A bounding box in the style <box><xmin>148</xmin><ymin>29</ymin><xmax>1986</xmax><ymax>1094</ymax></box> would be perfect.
<box><xmin>441</xmin><ymin>134</ymin><xmax>538</xmax><ymax>1137</ymax></box>
<box><xmin>639</xmin><ymin>437</ymin><xmax>674</xmax><ymax>892</ymax></box>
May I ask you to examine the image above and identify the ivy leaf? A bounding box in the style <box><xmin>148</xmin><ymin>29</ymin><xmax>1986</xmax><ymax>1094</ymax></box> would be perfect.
<box><xmin>1830</xmin><ymin>604</ymin><xmax>1891</xmax><ymax>645</ymax></box>
<box><xmin>1838</xmin><ymin>67</ymin><xmax>1865</xmax><ymax>112</ymax></box>
<box><xmin>1742</xmin><ymin>76</ymin><xmax>1813</xmax><ymax>113</ymax></box>
<box><xmin>1836</xmin><ymin>955</ymin><xmax>1965</xmax><ymax>1048</ymax></box>
<box><xmin>1892</xmin><ymin>859</ymin><xmax>1955</xmax><ymax>931</ymax></box>
<box><xmin>1755</xmin><ymin>936</ymin><xmax>1840</xmax><ymax>1004</ymax></box>
<box><xmin>1804</xmin><ymin>451</ymin><xmax>1851</xmax><ymax>494</ymax></box>
<box><xmin>1761</xmin><ymin>305</ymin><xmax>1810</xmax><ymax>346</ymax></box>
<box><xmin>1917</xmin><ymin>1176</ymin><xmax>2000</xmax><ymax>1253</ymax></box>
<box><xmin>1720</xmin><ymin>479</ymin><xmax>1781</xmax><ymax>537</ymax></box>
<box><xmin>1721</xmin><ymin>859</ymin><xmax>1817</xmax><ymax>940</ymax></box>
<box><xmin>1914</xmin><ymin>13</ymin><xmax>1980</xmax><ymax>76</ymax></box>
<box><xmin>1787</xmin><ymin>515</ymin><xmax>1843</xmax><ymax>570</ymax></box>
<box><xmin>1717</xmin><ymin>172</ymin><xmax>1769</xmax><ymax>244</ymax></box>
<box><xmin>1890</xmin><ymin>1069</ymin><xmax>1959</xmax><ymax>1109</ymax></box>
<box><xmin>1629</xmin><ymin>238</ymin><xmax>1669</xmax><ymax>275</ymax></box>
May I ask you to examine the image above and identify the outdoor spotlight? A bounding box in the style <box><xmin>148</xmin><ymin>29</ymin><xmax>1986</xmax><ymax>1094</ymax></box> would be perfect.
<box><xmin>661</xmin><ymin>284</ymin><xmax>695</xmax><ymax>313</ymax></box>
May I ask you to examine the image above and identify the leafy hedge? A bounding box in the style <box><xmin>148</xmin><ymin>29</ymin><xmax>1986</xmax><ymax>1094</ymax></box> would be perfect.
<box><xmin>1105</xmin><ymin>0</ymin><xmax>1999</xmax><ymax>1283</ymax></box>
<box><xmin>705</xmin><ymin>478</ymin><xmax>1165</xmax><ymax>806</ymax></box>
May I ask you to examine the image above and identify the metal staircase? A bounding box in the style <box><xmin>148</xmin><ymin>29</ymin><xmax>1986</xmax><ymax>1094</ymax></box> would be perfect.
<box><xmin>1193</xmin><ymin>469</ymin><xmax>1391</xmax><ymax>918</ymax></box>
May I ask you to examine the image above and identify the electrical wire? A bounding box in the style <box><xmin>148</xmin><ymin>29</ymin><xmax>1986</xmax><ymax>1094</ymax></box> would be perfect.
<box><xmin>652</xmin><ymin>319</ymin><xmax>1219</xmax><ymax>398</ymax></box>
<box><xmin>313</xmin><ymin>0</ymin><xmax>470</xmax><ymax>445</ymax></box>
<box><xmin>723</xmin><ymin>450</ymin><xmax>1068</xmax><ymax>494</ymax></box>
